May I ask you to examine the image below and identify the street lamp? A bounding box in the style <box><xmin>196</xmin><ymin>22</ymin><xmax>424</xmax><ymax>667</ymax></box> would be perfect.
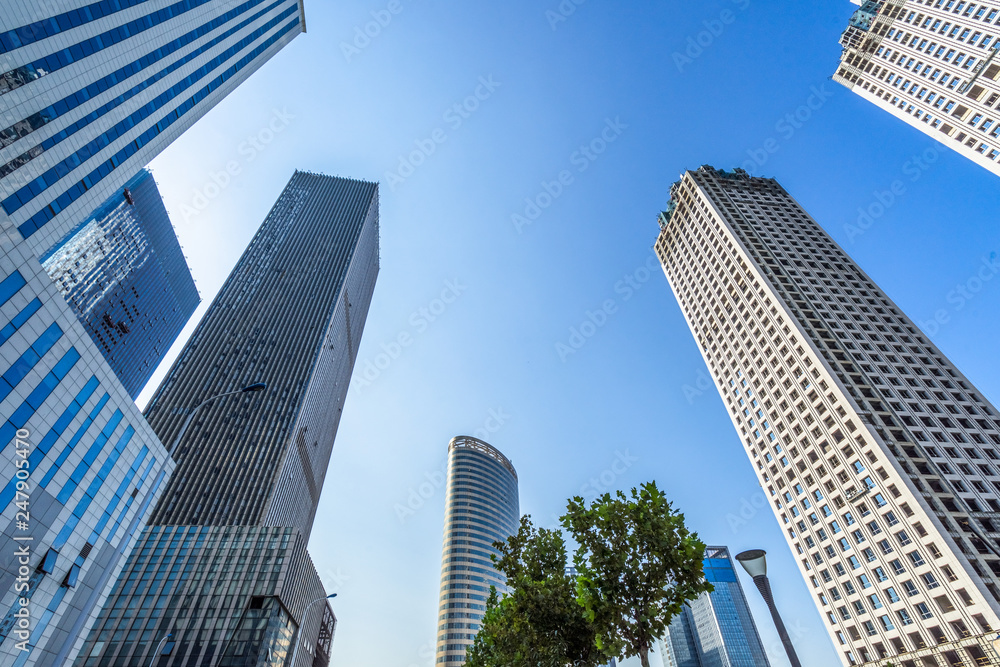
<box><xmin>168</xmin><ymin>382</ymin><xmax>266</xmax><ymax>454</ymax></box>
<box><xmin>148</xmin><ymin>633</ymin><xmax>172</xmax><ymax>667</ymax></box>
<box><xmin>735</xmin><ymin>549</ymin><xmax>802</xmax><ymax>667</ymax></box>
<box><xmin>288</xmin><ymin>593</ymin><xmax>337</xmax><ymax>667</ymax></box>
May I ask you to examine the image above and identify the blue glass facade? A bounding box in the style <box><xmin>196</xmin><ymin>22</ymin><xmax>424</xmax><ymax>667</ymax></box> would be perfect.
<box><xmin>0</xmin><ymin>229</ymin><xmax>174</xmax><ymax>667</ymax></box>
<box><xmin>659</xmin><ymin>546</ymin><xmax>771</xmax><ymax>667</ymax></box>
<box><xmin>39</xmin><ymin>169</ymin><xmax>198</xmax><ymax>399</ymax></box>
<box><xmin>0</xmin><ymin>0</ymin><xmax>304</xmax><ymax>257</ymax></box>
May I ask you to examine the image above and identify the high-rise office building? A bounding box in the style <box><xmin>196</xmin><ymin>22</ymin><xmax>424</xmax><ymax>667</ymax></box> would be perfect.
<box><xmin>73</xmin><ymin>171</ymin><xmax>379</xmax><ymax>666</ymax></box>
<box><xmin>0</xmin><ymin>4</ymin><xmax>304</xmax><ymax>663</ymax></box>
<box><xmin>436</xmin><ymin>436</ymin><xmax>520</xmax><ymax>666</ymax></box>
<box><xmin>0</xmin><ymin>220</ymin><xmax>175</xmax><ymax>667</ymax></box>
<box><xmin>0</xmin><ymin>0</ymin><xmax>305</xmax><ymax>257</ymax></box>
<box><xmin>40</xmin><ymin>168</ymin><xmax>199</xmax><ymax>399</ymax></box>
<box><xmin>655</xmin><ymin>166</ymin><xmax>1000</xmax><ymax>667</ymax></box>
<box><xmin>834</xmin><ymin>0</ymin><xmax>1000</xmax><ymax>177</ymax></box>
<box><xmin>659</xmin><ymin>546</ymin><xmax>770</xmax><ymax>667</ymax></box>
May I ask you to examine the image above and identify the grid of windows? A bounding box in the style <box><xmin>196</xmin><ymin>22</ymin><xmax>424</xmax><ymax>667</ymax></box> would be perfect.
<box><xmin>835</xmin><ymin>0</ymin><xmax>1000</xmax><ymax>177</ymax></box>
<box><xmin>659</xmin><ymin>546</ymin><xmax>771</xmax><ymax>667</ymax></box>
<box><xmin>655</xmin><ymin>166</ymin><xmax>1000</xmax><ymax>667</ymax></box>
<box><xmin>436</xmin><ymin>437</ymin><xmax>519</xmax><ymax>666</ymax></box>
<box><xmin>72</xmin><ymin>525</ymin><xmax>330</xmax><ymax>667</ymax></box>
<box><xmin>0</xmin><ymin>0</ymin><xmax>304</xmax><ymax>258</ymax></box>
<box><xmin>40</xmin><ymin>168</ymin><xmax>198</xmax><ymax>399</ymax></box>
<box><xmin>0</xmin><ymin>231</ymin><xmax>173</xmax><ymax>667</ymax></box>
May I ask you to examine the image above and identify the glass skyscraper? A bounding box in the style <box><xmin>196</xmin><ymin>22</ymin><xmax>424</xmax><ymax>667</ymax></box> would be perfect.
<box><xmin>0</xmin><ymin>5</ymin><xmax>304</xmax><ymax>664</ymax></box>
<box><xmin>659</xmin><ymin>546</ymin><xmax>770</xmax><ymax>667</ymax></box>
<box><xmin>436</xmin><ymin>436</ymin><xmax>520</xmax><ymax>666</ymax></box>
<box><xmin>655</xmin><ymin>165</ymin><xmax>1000</xmax><ymax>666</ymax></box>
<box><xmin>0</xmin><ymin>224</ymin><xmax>175</xmax><ymax>667</ymax></box>
<box><xmin>0</xmin><ymin>0</ymin><xmax>305</xmax><ymax>258</ymax></box>
<box><xmin>73</xmin><ymin>171</ymin><xmax>379</xmax><ymax>667</ymax></box>
<box><xmin>40</xmin><ymin>168</ymin><xmax>199</xmax><ymax>399</ymax></box>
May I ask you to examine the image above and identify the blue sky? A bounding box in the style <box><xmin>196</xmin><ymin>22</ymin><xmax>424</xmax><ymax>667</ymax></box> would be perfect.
<box><xmin>142</xmin><ymin>0</ymin><xmax>1000</xmax><ymax>665</ymax></box>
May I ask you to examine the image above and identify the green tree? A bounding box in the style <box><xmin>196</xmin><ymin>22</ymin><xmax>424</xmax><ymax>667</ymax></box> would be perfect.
<box><xmin>465</xmin><ymin>516</ymin><xmax>606</xmax><ymax>667</ymax></box>
<box><xmin>561</xmin><ymin>481</ymin><xmax>712</xmax><ymax>667</ymax></box>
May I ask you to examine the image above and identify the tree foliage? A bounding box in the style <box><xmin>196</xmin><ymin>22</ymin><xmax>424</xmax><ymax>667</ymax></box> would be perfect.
<box><xmin>465</xmin><ymin>516</ymin><xmax>606</xmax><ymax>667</ymax></box>
<box><xmin>560</xmin><ymin>481</ymin><xmax>711</xmax><ymax>667</ymax></box>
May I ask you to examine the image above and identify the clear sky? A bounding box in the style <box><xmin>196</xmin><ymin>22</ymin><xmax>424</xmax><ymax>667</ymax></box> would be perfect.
<box><xmin>140</xmin><ymin>1</ymin><xmax>1000</xmax><ymax>665</ymax></box>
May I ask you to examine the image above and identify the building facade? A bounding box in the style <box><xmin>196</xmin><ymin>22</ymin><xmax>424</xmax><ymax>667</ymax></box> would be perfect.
<box><xmin>655</xmin><ymin>166</ymin><xmax>1000</xmax><ymax>666</ymax></box>
<box><xmin>72</xmin><ymin>171</ymin><xmax>379</xmax><ymax>666</ymax></box>
<box><xmin>436</xmin><ymin>436</ymin><xmax>520</xmax><ymax>666</ymax></box>
<box><xmin>0</xmin><ymin>220</ymin><xmax>175</xmax><ymax>667</ymax></box>
<box><xmin>659</xmin><ymin>546</ymin><xmax>770</xmax><ymax>667</ymax></box>
<box><xmin>0</xmin><ymin>0</ymin><xmax>305</xmax><ymax>257</ymax></box>
<box><xmin>834</xmin><ymin>0</ymin><xmax>1000</xmax><ymax>177</ymax></box>
<box><xmin>40</xmin><ymin>168</ymin><xmax>199</xmax><ymax>399</ymax></box>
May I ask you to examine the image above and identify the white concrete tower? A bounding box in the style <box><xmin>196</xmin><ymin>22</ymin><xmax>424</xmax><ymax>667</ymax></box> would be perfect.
<box><xmin>655</xmin><ymin>166</ymin><xmax>1000</xmax><ymax>667</ymax></box>
<box><xmin>834</xmin><ymin>0</ymin><xmax>1000</xmax><ymax>177</ymax></box>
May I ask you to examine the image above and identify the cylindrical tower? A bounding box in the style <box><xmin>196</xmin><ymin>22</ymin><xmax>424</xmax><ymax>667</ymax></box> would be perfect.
<box><xmin>435</xmin><ymin>436</ymin><xmax>520</xmax><ymax>665</ymax></box>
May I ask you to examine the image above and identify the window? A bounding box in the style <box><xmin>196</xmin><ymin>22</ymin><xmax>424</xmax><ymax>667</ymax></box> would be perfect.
<box><xmin>916</xmin><ymin>602</ymin><xmax>933</xmax><ymax>620</ymax></box>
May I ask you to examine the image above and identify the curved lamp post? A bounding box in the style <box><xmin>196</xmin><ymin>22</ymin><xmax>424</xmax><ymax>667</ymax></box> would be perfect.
<box><xmin>288</xmin><ymin>593</ymin><xmax>337</xmax><ymax>666</ymax></box>
<box><xmin>148</xmin><ymin>633</ymin><xmax>172</xmax><ymax>667</ymax></box>
<box><xmin>735</xmin><ymin>549</ymin><xmax>802</xmax><ymax>667</ymax></box>
<box><xmin>168</xmin><ymin>382</ymin><xmax>266</xmax><ymax>454</ymax></box>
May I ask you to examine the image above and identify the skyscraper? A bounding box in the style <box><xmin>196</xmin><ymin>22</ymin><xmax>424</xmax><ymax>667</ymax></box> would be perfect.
<box><xmin>436</xmin><ymin>436</ymin><xmax>520</xmax><ymax>666</ymax></box>
<box><xmin>659</xmin><ymin>546</ymin><xmax>771</xmax><ymax>667</ymax></box>
<box><xmin>0</xmin><ymin>220</ymin><xmax>175</xmax><ymax>667</ymax></box>
<box><xmin>655</xmin><ymin>166</ymin><xmax>1000</xmax><ymax>666</ymax></box>
<box><xmin>40</xmin><ymin>168</ymin><xmax>199</xmax><ymax>399</ymax></box>
<box><xmin>73</xmin><ymin>171</ymin><xmax>379</xmax><ymax>666</ymax></box>
<box><xmin>834</xmin><ymin>0</ymin><xmax>1000</xmax><ymax>177</ymax></box>
<box><xmin>0</xmin><ymin>0</ymin><xmax>305</xmax><ymax>257</ymax></box>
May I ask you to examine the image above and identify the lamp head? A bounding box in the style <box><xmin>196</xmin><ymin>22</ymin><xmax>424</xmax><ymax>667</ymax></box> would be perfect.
<box><xmin>735</xmin><ymin>549</ymin><xmax>768</xmax><ymax>578</ymax></box>
<box><xmin>242</xmin><ymin>382</ymin><xmax>267</xmax><ymax>393</ymax></box>
<box><xmin>327</xmin><ymin>593</ymin><xmax>338</xmax><ymax>599</ymax></box>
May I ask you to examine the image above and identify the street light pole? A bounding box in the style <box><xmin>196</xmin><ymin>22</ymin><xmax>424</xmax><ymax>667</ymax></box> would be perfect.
<box><xmin>148</xmin><ymin>633</ymin><xmax>172</xmax><ymax>667</ymax></box>
<box><xmin>287</xmin><ymin>593</ymin><xmax>337</xmax><ymax>667</ymax></box>
<box><xmin>168</xmin><ymin>382</ymin><xmax>266</xmax><ymax>454</ymax></box>
<box><xmin>735</xmin><ymin>549</ymin><xmax>802</xmax><ymax>667</ymax></box>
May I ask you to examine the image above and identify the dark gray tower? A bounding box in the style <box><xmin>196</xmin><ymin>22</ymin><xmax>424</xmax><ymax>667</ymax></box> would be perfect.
<box><xmin>73</xmin><ymin>172</ymin><xmax>379</xmax><ymax>667</ymax></box>
<box><xmin>145</xmin><ymin>170</ymin><xmax>379</xmax><ymax>537</ymax></box>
